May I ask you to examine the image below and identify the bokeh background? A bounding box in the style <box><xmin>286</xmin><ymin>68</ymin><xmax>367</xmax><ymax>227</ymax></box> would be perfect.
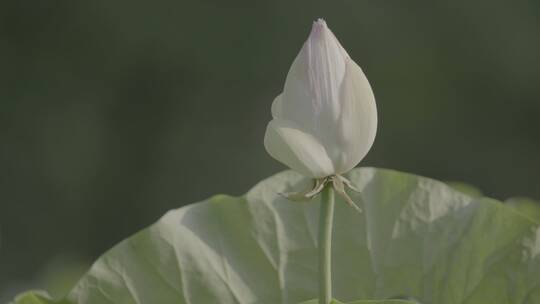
<box><xmin>1</xmin><ymin>0</ymin><xmax>539</xmax><ymax>300</ymax></box>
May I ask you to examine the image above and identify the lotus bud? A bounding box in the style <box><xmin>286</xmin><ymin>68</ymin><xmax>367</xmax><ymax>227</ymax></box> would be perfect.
<box><xmin>264</xmin><ymin>19</ymin><xmax>377</xmax><ymax>179</ymax></box>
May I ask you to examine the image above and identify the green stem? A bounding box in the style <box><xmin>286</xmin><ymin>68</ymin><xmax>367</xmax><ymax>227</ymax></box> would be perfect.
<box><xmin>319</xmin><ymin>185</ymin><xmax>335</xmax><ymax>304</ymax></box>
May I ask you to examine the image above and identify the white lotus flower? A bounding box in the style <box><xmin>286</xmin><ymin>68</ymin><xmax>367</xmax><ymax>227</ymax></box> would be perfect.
<box><xmin>264</xmin><ymin>19</ymin><xmax>377</xmax><ymax>180</ymax></box>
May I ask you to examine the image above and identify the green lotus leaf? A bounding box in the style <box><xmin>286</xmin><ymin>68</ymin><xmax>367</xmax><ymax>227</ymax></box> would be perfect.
<box><xmin>11</xmin><ymin>168</ymin><xmax>540</xmax><ymax>304</ymax></box>
<box><xmin>9</xmin><ymin>291</ymin><xmax>64</xmax><ymax>304</ymax></box>
<box><xmin>505</xmin><ymin>197</ymin><xmax>540</xmax><ymax>224</ymax></box>
<box><xmin>299</xmin><ymin>299</ymin><xmax>417</xmax><ymax>304</ymax></box>
<box><xmin>445</xmin><ymin>181</ymin><xmax>483</xmax><ymax>197</ymax></box>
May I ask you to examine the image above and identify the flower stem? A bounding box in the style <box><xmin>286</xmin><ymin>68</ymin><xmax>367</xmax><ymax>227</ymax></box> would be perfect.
<box><xmin>319</xmin><ymin>185</ymin><xmax>335</xmax><ymax>304</ymax></box>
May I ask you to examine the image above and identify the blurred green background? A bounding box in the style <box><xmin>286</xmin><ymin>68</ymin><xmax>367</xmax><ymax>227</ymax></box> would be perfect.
<box><xmin>1</xmin><ymin>0</ymin><xmax>539</xmax><ymax>300</ymax></box>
